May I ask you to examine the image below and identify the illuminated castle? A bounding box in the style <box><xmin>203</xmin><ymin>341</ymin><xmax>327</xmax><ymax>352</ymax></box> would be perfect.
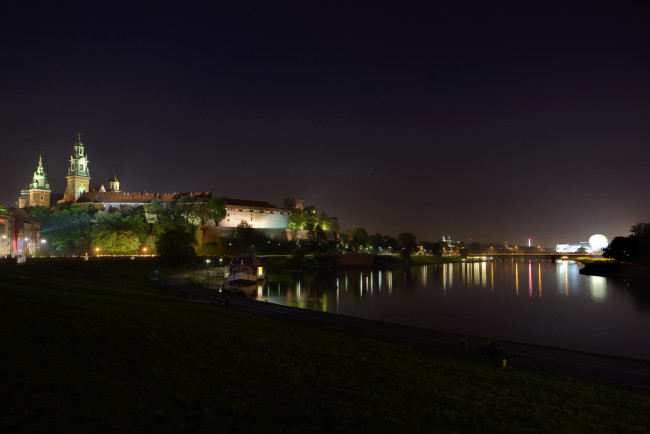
<box><xmin>17</xmin><ymin>135</ymin><xmax>303</xmax><ymax>237</ymax></box>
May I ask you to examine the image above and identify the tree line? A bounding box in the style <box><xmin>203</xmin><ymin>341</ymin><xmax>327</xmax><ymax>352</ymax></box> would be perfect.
<box><xmin>24</xmin><ymin>197</ymin><xmax>476</xmax><ymax>264</ymax></box>
<box><xmin>26</xmin><ymin>196</ymin><xmax>226</xmax><ymax>263</ymax></box>
<box><xmin>603</xmin><ymin>223</ymin><xmax>650</xmax><ymax>265</ymax></box>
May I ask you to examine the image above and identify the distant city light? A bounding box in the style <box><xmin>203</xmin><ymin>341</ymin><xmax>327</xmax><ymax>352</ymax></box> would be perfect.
<box><xmin>589</xmin><ymin>234</ymin><xmax>609</xmax><ymax>251</ymax></box>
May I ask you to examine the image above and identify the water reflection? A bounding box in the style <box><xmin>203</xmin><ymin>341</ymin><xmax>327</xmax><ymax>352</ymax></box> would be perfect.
<box><xmin>252</xmin><ymin>260</ymin><xmax>650</xmax><ymax>358</ymax></box>
<box><xmin>515</xmin><ymin>262</ymin><xmax>519</xmax><ymax>295</ymax></box>
<box><xmin>259</xmin><ymin>260</ymin><xmax>633</xmax><ymax>309</ymax></box>
<box><xmin>590</xmin><ymin>276</ymin><xmax>607</xmax><ymax>302</ymax></box>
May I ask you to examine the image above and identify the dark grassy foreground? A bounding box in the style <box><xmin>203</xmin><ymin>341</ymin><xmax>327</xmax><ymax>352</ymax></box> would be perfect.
<box><xmin>1</xmin><ymin>261</ymin><xmax>649</xmax><ymax>433</ymax></box>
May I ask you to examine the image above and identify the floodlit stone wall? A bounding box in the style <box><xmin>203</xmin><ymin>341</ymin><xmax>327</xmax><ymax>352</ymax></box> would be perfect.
<box><xmin>219</xmin><ymin>206</ymin><xmax>290</xmax><ymax>229</ymax></box>
<box><xmin>201</xmin><ymin>227</ymin><xmax>312</xmax><ymax>244</ymax></box>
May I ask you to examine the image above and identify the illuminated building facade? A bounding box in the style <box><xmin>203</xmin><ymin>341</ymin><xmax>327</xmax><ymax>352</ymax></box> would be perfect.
<box><xmin>17</xmin><ymin>154</ymin><xmax>51</xmax><ymax>208</ymax></box>
<box><xmin>62</xmin><ymin>134</ymin><xmax>91</xmax><ymax>203</ymax></box>
<box><xmin>555</xmin><ymin>242</ymin><xmax>591</xmax><ymax>253</ymax></box>
<box><xmin>0</xmin><ymin>208</ymin><xmax>41</xmax><ymax>258</ymax></box>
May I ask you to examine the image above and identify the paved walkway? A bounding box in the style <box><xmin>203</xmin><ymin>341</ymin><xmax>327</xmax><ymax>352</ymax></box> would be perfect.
<box><xmin>168</xmin><ymin>279</ymin><xmax>650</xmax><ymax>390</ymax></box>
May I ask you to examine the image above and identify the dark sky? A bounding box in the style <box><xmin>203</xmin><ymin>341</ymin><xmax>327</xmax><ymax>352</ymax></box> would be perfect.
<box><xmin>2</xmin><ymin>2</ymin><xmax>649</xmax><ymax>246</ymax></box>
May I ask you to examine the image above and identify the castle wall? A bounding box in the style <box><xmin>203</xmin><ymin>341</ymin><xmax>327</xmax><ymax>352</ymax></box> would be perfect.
<box><xmin>201</xmin><ymin>226</ymin><xmax>311</xmax><ymax>244</ymax></box>
<box><xmin>219</xmin><ymin>205</ymin><xmax>290</xmax><ymax>229</ymax></box>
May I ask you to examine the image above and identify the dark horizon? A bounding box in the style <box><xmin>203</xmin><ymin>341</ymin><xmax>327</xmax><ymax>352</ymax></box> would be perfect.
<box><xmin>2</xmin><ymin>3</ymin><xmax>649</xmax><ymax>246</ymax></box>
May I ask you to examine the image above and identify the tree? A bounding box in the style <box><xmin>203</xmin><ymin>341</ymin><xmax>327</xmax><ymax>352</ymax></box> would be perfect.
<box><xmin>288</xmin><ymin>207</ymin><xmax>306</xmax><ymax>229</ymax></box>
<box><xmin>421</xmin><ymin>241</ymin><xmax>443</xmax><ymax>256</ymax></box>
<box><xmin>288</xmin><ymin>205</ymin><xmax>337</xmax><ymax>231</ymax></box>
<box><xmin>397</xmin><ymin>232</ymin><xmax>417</xmax><ymax>252</ymax></box>
<box><xmin>368</xmin><ymin>233</ymin><xmax>385</xmax><ymax>252</ymax></box>
<box><xmin>308</xmin><ymin>224</ymin><xmax>328</xmax><ymax>248</ymax></box>
<box><xmin>26</xmin><ymin>205</ymin><xmax>52</xmax><ymax>225</ymax></box>
<box><xmin>206</xmin><ymin>197</ymin><xmax>226</xmax><ymax>225</ymax></box>
<box><xmin>302</xmin><ymin>206</ymin><xmax>318</xmax><ymax>230</ymax></box>
<box><xmin>318</xmin><ymin>211</ymin><xmax>340</xmax><ymax>232</ymax></box>
<box><xmin>43</xmin><ymin>204</ymin><xmax>95</xmax><ymax>254</ymax></box>
<box><xmin>156</xmin><ymin>227</ymin><xmax>197</xmax><ymax>264</ymax></box>
<box><xmin>235</xmin><ymin>220</ymin><xmax>255</xmax><ymax>250</ymax></box>
<box><xmin>92</xmin><ymin>230</ymin><xmax>141</xmax><ymax>253</ymax></box>
<box><xmin>86</xmin><ymin>208</ymin><xmax>151</xmax><ymax>253</ymax></box>
<box><xmin>349</xmin><ymin>227</ymin><xmax>369</xmax><ymax>251</ymax></box>
<box><xmin>602</xmin><ymin>226</ymin><xmax>650</xmax><ymax>264</ymax></box>
<box><xmin>631</xmin><ymin>223</ymin><xmax>650</xmax><ymax>265</ymax></box>
<box><xmin>150</xmin><ymin>197</ymin><xmax>196</xmax><ymax>236</ymax></box>
<box><xmin>195</xmin><ymin>196</ymin><xmax>226</xmax><ymax>225</ymax></box>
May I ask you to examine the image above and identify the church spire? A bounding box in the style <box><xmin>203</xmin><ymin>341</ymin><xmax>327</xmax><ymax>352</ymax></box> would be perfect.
<box><xmin>73</xmin><ymin>133</ymin><xmax>85</xmax><ymax>158</ymax></box>
<box><xmin>64</xmin><ymin>133</ymin><xmax>91</xmax><ymax>203</ymax></box>
<box><xmin>31</xmin><ymin>153</ymin><xmax>50</xmax><ymax>189</ymax></box>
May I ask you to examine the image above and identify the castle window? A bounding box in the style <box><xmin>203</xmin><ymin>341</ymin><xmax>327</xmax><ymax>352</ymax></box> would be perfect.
<box><xmin>40</xmin><ymin>195</ymin><xmax>44</xmax><ymax>201</ymax></box>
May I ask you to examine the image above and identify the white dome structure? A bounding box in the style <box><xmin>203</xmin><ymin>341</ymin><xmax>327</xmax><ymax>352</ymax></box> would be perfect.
<box><xmin>589</xmin><ymin>234</ymin><xmax>609</xmax><ymax>251</ymax></box>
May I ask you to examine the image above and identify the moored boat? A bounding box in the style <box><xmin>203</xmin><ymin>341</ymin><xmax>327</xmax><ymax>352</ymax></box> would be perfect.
<box><xmin>227</xmin><ymin>253</ymin><xmax>265</xmax><ymax>284</ymax></box>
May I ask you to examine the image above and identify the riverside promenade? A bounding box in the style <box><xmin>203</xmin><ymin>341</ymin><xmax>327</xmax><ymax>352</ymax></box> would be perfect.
<box><xmin>172</xmin><ymin>280</ymin><xmax>650</xmax><ymax>390</ymax></box>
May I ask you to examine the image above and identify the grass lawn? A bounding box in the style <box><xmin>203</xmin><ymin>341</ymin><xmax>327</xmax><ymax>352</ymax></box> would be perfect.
<box><xmin>1</xmin><ymin>259</ymin><xmax>649</xmax><ymax>432</ymax></box>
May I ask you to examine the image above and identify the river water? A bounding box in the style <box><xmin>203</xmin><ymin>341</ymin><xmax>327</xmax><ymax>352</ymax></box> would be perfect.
<box><xmin>250</xmin><ymin>259</ymin><xmax>650</xmax><ymax>359</ymax></box>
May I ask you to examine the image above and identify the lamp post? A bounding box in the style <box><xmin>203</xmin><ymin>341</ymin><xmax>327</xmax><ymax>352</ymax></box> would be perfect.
<box><xmin>95</xmin><ymin>247</ymin><xmax>100</xmax><ymax>257</ymax></box>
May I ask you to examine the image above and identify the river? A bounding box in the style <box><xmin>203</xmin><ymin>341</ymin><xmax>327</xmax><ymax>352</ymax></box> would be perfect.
<box><xmin>250</xmin><ymin>258</ymin><xmax>650</xmax><ymax>359</ymax></box>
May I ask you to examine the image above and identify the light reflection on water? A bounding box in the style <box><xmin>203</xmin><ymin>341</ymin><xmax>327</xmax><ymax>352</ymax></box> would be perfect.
<box><xmin>254</xmin><ymin>259</ymin><xmax>650</xmax><ymax>358</ymax></box>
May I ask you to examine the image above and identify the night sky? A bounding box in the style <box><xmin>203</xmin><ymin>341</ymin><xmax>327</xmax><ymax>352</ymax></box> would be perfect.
<box><xmin>2</xmin><ymin>2</ymin><xmax>649</xmax><ymax>246</ymax></box>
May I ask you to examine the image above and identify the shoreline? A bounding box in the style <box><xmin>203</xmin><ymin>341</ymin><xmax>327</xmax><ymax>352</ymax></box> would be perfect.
<box><xmin>579</xmin><ymin>261</ymin><xmax>650</xmax><ymax>279</ymax></box>
<box><xmin>172</xmin><ymin>277</ymin><xmax>650</xmax><ymax>389</ymax></box>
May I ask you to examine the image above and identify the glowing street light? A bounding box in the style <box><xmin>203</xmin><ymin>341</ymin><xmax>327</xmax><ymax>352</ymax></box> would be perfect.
<box><xmin>95</xmin><ymin>247</ymin><xmax>100</xmax><ymax>256</ymax></box>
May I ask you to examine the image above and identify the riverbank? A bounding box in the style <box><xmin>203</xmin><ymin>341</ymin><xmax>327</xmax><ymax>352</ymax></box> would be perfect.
<box><xmin>579</xmin><ymin>260</ymin><xmax>650</xmax><ymax>279</ymax></box>
<box><xmin>261</xmin><ymin>253</ymin><xmax>464</xmax><ymax>270</ymax></box>
<box><xmin>2</xmin><ymin>260</ymin><xmax>649</xmax><ymax>432</ymax></box>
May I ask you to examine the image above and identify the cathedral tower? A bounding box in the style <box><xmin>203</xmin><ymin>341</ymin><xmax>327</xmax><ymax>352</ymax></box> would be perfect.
<box><xmin>108</xmin><ymin>171</ymin><xmax>120</xmax><ymax>192</ymax></box>
<box><xmin>18</xmin><ymin>154</ymin><xmax>52</xmax><ymax>208</ymax></box>
<box><xmin>63</xmin><ymin>133</ymin><xmax>91</xmax><ymax>203</ymax></box>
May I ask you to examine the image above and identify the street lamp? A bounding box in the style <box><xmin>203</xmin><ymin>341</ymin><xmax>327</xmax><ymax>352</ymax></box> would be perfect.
<box><xmin>95</xmin><ymin>247</ymin><xmax>100</xmax><ymax>256</ymax></box>
<box><xmin>143</xmin><ymin>246</ymin><xmax>147</xmax><ymax>255</ymax></box>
